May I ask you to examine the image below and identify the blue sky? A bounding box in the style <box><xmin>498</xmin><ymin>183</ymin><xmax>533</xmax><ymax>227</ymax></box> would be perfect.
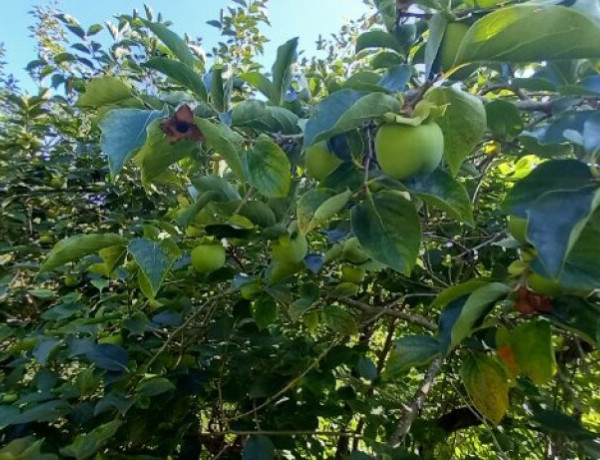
<box><xmin>0</xmin><ymin>0</ymin><xmax>371</xmax><ymax>91</ymax></box>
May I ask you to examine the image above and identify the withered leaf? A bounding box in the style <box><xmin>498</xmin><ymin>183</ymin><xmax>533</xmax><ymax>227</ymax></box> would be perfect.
<box><xmin>160</xmin><ymin>104</ymin><xmax>203</xmax><ymax>143</ymax></box>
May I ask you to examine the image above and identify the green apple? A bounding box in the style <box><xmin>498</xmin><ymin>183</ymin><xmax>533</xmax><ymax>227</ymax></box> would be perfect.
<box><xmin>191</xmin><ymin>244</ymin><xmax>226</xmax><ymax>272</ymax></box>
<box><xmin>50</xmin><ymin>176</ymin><xmax>64</xmax><ymax>189</ymax></box>
<box><xmin>65</xmin><ymin>275</ymin><xmax>78</xmax><ymax>287</ymax></box>
<box><xmin>39</xmin><ymin>234</ymin><xmax>54</xmax><ymax>244</ymax></box>
<box><xmin>440</xmin><ymin>22</ymin><xmax>470</xmax><ymax>72</ymax></box>
<box><xmin>341</xmin><ymin>265</ymin><xmax>366</xmax><ymax>283</ymax></box>
<box><xmin>271</xmin><ymin>223</ymin><xmax>308</xmax><ymax>263</ymax></box>
<box><xmin>240</xmin><ymin>281</ymin><xmax>262</xmax><ymax>300</ymax></box>
<box><xmin>508</xmin><ymin>216</ymin><xmax>528</xmax><ymax>244</ymax></box>
<box><xmin>304</xmin><ymin>141</ymin><xmax>342</xmax><ymax>182</ymax></box>
<box><xmin>375</xmin><ymin>122</ymin><xmax>444</xmax><ymax>180</ymax></box>
<box><xmin>342</xmin><ymin>238</ymin><xmax>370</xmax><ymax>265</ymax></box>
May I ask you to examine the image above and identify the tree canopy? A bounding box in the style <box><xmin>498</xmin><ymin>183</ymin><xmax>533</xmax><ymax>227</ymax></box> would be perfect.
<box><xmin>1</xmin><ymin>0</ymin><xmax>600</xmax><ymax>458</ymax></box>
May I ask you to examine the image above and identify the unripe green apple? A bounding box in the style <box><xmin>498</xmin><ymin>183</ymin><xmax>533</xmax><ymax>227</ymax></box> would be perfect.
<box><xmin>304</xmin><ymin>141</ymin><xmax>342</xmax><ymax>182</ymax></box>
<box><xmin>508</xmin><ymin>216</ymin><xmax>528</xmax><ymax>244</ymax></box>
<box><xmin>271</xmin><ymin>223</ymin><xmax>308</xmax><ymax>263</ymax></box>
<box><xmin>240</xmin><ymin>281</ymin><xmax>262</xmax><ymax>300</ymax></box>
<box><xmin>50</xmin><ymin>176</ymin><xmax>64</xmax><ymax>189</ymax></box>
<box><xmin>440</xmin><ymin>22</ymin><xmax>470</xmax><ymax>72</ymax></box>
<box><xmin>342</xmin><ymin>238</ymin><xmax>370</xmax><ymax>265</ymax></box>
<box><xmin>341</xmin><ymin>265</ymin><xmax>366</xmax><ymax>283</ymax></box>
<box><xmin>375</xmin><ymin>122</ymin><xmax>444</xmax><ymax>180</ymax></box>
<box><xmin>65</xmin><ymin>275</ymin><xmax>78</xmax><ymax>287</ymax></box>
<box><xmin>98</xmin><ymin>333</ymin><xmax>123</xmax><ymax>346</ymax></box>
<box><xmin>191</xmin><ymin>244</ymin><xmax>226</xmax><ymax>272</ymax></box>
<box><xmin>39</xmin><ymin>234</ymin><xmax>54</xmax><ymax>244</ymax></box>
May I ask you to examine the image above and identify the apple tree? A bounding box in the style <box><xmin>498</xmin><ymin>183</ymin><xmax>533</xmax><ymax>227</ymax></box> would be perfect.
<box><xmin>1</xmin><ymin>0</ymin><xmax>600</xmax><ymax>458</ymax></box>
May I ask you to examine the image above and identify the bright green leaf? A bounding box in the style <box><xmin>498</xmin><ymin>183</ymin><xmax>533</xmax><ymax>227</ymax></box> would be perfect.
<box><xmin>41</xmin><ymin>234</ymin><xmax>126</xmax><ymax>272</ymax></box>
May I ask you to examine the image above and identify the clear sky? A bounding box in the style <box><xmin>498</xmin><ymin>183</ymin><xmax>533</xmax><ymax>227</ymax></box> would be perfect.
<box><xmin>0</xmin><ymin>0</ymin><xmax>371</xmax><ymax>92</ymax></box>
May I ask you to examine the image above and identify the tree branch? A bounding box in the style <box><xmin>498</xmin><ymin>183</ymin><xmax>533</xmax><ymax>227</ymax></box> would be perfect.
<box><xmin>389</xmin><ymin>356</ymin><xmax>443</xmax><ymax>446</ymax></box>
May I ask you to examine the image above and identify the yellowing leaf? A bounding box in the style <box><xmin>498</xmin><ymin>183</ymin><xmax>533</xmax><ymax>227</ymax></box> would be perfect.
<box><xmin>460</xmin><ymin>352</ymin><xmax>509</xmax><ymax>425</ymax></box>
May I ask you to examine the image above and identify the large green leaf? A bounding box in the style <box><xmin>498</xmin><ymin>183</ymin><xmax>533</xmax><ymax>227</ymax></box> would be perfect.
<box><xmin>11</xmin><ymin>400</ymin><xmax>71</xmax><ymax>425</ymax></box>
<box><xmin>449</xmin><ymin>282</ymin><xmax>510</xmax><ymax>352</ymax></box>
<box><xmin>232</xmin><ymin>100</ymin><xmax>300</xmax><ymax>134</ymax></box>
<box><xmin>456</xmin><ymin>5</ymin><xmax>600</xmax><ymax>64</ymax></box>
<box><xmin>425</xmin><ymin>14</ymin><xmax>447</xmax><ymax>75</ymax></box>
<box><xmin>210</xmin><ymin>65</ymin><xmax>226</xmax><ymax>112</ymax></box>
<box><xmin>60</xmin><ymin>420</ymin><xmax>122</xmax><ymax>459</ymax></box>
<box><xmin>297</xmin><ymin>189</ymin><xmax>352</xmax><ymax>233</ymax></box>
<box><xmin>351</xmin><ymin>190</ymin><xmax>421</xmax><ymax>275</ymax></box>
<box><xmin>144</xmin><ymin>58</ymin><xmax>207</xmax><ymax>101</ymax></box>
<box><xmin>355</xmin><ymin>30</ymin><xmax>402</xmax><ymax>53</ymax></box>
<box><xmin>76</xmin><ymin>77</ymin><xmax>132</xmax><ymax>107</ymax></box>
<box><xmin>384</xmin><ymin>335</ymin><xmax>441</xmax><ymax>379</ymax></box>
<box><xmin>374</xmin><ymin>0</ymin><xmax>397</xmax><ymax>32</ymax></box>
<box><xmin>425</xmin><ymin>87</ymin><xmax>487</xmax><ymax>176</ymax></box>
<box><xmin>271</xmin><ymin>37</ymin><xmax>298</xmax><ymax>105</ymax></box>
<box><xmin>196</xmin><ymin>118</ymin><xmax>245</xmax><ymax>180</ymax></box>
<box><xmin>128</xmin><ymin>238</ymin><xmax>177</xmax><ymax>299</ymax></box>
<box><xmin>509</xmin><ymin>321</ymin><xmax>556</xmax><ymax>385</ymax></box>
<box><xmin>41</xmin><ymin>234</ymin><xmax>126</xmax><ymax>272</ymax></box>
<box><xmin>243</xmin><ymin>135</ymin><xmax>291</xmax><ymax>198</ymax></box>
<box><xmin>460</xmin><ymin>352</ymin><xmax>509</xmax><ymax>425</ymax></box>
<box><xmin>239</xmin><ymin>71</ymin><xmax>276</xmax><ymax>102</ymax></box>
<box><xmin>136</xmin><ymin>119</ymin><xmax>198</xmax><ymax>184</ymax></box>
<box><xmin>143</xmin><ymin>20</ymin><xmax>197</xmax><ymax>68</ymax></box>
<box><xmin>304</xmin><ymin>89</ymin><xmax>401</xmax><ymax>147</ymax></box>
<box><xmin>99</xmin><ymin>108</ymin><xmax>166</xmax><ymax>176</ymax></box>
<box><xmin>404</xmin><ymin>169</ymin><xmax>474</xmax><ymax>226</ymax></box>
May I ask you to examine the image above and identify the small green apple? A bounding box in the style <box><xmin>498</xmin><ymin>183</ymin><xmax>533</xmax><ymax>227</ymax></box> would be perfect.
<box><xmin>271</xmin><ymin>222</ymin><xmax>308</xmax><ymax>263</ymax></box>
<box><xmin>375</xmin><ymin>122</ymin><xmax>444</xmax><ymax>180</ymax></box>
<box><xmin>341</xmin><ymin>265</ymin><xmax>366</xmax><ymax>283</ymax></box>
<box><xmin>191</xmin><ymin>244</ymin><xmax>226</xmax><ymax>272</ymax></box>
<box><xmin>304</xmin><ymin>141</ymin><xmax>343</xmax><ymax>182</ymax></box>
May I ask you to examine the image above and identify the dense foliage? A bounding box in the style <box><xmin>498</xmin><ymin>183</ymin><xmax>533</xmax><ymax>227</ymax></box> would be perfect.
<box><xmin>2</xmin><ymin>0</ymin><xmax>600</xmax><ymax>458</ymax></box>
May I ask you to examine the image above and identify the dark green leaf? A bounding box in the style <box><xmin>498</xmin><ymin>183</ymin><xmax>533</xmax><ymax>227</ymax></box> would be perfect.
<box><xmin>271</xmin><ymin>37</ymin><xmax>298</xmax><ymax>105</ymax></box>
<box><xmin>144</xmin><ymin>58</ymin><xmax>207</xmax><ymax>101</ymax></box>
<box><xmin>351</xmin><ymin>191</ymin><xmax>421</xmax><ymax>275</ymax></box>
<box><xmin>143</xmin><ymin>20</ymin><xmax>197</xmax><ymax>68</ymax></box>
<box><xmin>128</xmin><ymin>238</ymin><xmax>177</xmax><ymax>299</ymax></box>
<box><xmin>100</xmin><ymin>108</ymin><xmax>166</xmax><ymax>176</ymax></box>
<box><xmin>384</xmin><ymin>336</ymin><xmax>440</xmax><ymax>379</ymax></box>
<box><xmin>243</xmin><ymin>435</ymin><xmax>275</xmax><ymax>460</ymax></box>
<box><xmin>196</xmin><ymin>118</ymin><xmax>245</xmax><ymax>179</ymax></box>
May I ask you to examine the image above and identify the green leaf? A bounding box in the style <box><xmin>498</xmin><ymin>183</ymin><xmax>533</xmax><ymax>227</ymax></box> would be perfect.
<box><xmin>425</xmin><ymin>14</ymin><xmax>447</xmax><ymax>75</ymax></box>
<box><xmin>384</xmin><ymin>336</ymin><xmax>441</xmax><ymax>379</ymax></box>
<box><xmin>323</xmin><ymin>305</ymin><xmax>358</xmax><ymax>335</ymax></box>
<box><xmin>196</xmin><ymin>118</ymin><xmax>245</xmax><ymax>180</ymax></box>
<box><xmin>11</xmin><ymin>400</ymin><xmax>70</xmax><ymax>425</ymax></box>
<box><xmin>355</xmin><ymin>30</ymin><xmax>402</xmax><ymax>53</ymax></box>
<box><xmin>243</xmin><ymin>435</ymin><xmax>275</xmax><ymax>460</ymax></box>
<box><xmin>60</xmin><ymin>420</ymin><xmax>121</xmax><ymax>459</ymax></box>
<box><xmin>547</xmin><ymin>297</ymin><xmax>600</xmax><ymax>345</ymax></box>
<box><xmin>41</xmin><ymin>234</ymin><xmax>126</xmax><ymax>272</ymax></box>
<box><xmin>374</xmin><ymin>0</ymin><xmax>397</xmax><ymax>32</ymax></box>
<box><xmin>252</xmin><ymin>296</ymin><xmax>277</xmax><ymax>330</ymax></box>
<box><xmin>243</xmin><ymin>135</ymin><xmax>291</xmax><ymax>198</ymax></box>
<box><xmin>144</xmin><ymin>58</ymin><xmax>207</xmax><ymax>101</ymax></box>
<box><xmin>100</xmin><ymin>108</ymin><xmax>166</xmax><ymax>176</ymax></box>
<box><xmin>297</xmin><ymin>189</ymin><xmax>351</xmax><ymax>233</ymax></box>
<box><xmin>449</xmin><ymin>282</ymin><xmax>510</xmax><ymax>352</ymax></box>
<box><xmin>271</xmin><ymin>37</ymin><xmax>298</xmax><ymax>105</ymax></box>
<box><xmin>425</xmin><ymin>87</ymin><xmax>487</xmax><ymax>176</ymax></box>
<box><xmin>128</xmin><ymin>238</ymin><xmax>177</xmax><ymax>299</ymax></box>
<box><xmin>404</xmin><ymin>169</ymin><xmax>474</xmax><ymax>226</ymax></box>
<box><xmin>239</xmin><ymin>71</ymin><xmax>276</xmax><ymax>102</ymax></box>
<box><xmin>432</xmin><ymin>279</ymin><xmax>490</xmax><ymax>309</ymax></box>
<box><xmin>304</xmin><ymin>90</ymin><xmax>402</xmax><ymax>147</ymax></box>
<box><xmin>351</xmin><ymin>191</ymin><xmax>421</xmax><ymax>275</ymax></box>
<box><xmin>460</xmin><ymin>352</ymin><xmax>509</xmax><ymax>425</ymax></box>
<box><xmin>210</xmin><ymin>65</ymin><xmax>226</xmax><ymax>112</ymax></box>
<box><xmin>136</xmin><ymin>119</ymin><xmax>197</xmax><ymax>184</ymax></box>
<box><xmin>137</xmin><ymin>377</ymin><xmax>176</xmax><ymax>397</ymax></box>
<box><xmin>232</xmin><ymin>100</ymin><xmax>300</xmax><ymax>134</ymax></box>
<box><xmin>509</xmin><ymin>321</ymin><xmax>556</xmax><ymax>385</ymax></box>
<box><xmin>485</xmin><ymin>100</ymin><xmax>523</xmax><ymax>139</ymax></box>
<box><xmin>143</xmin><ymin>20</ymin><xmax>197</xmax><ymax>68</ymax></box>
<box><xmin>456</xmin><ymin>5</ymin><xmax>600</xmax><ymax>64</ymax></box>
<box><xmin>76</xmin><ymin>77</ymin><xmax>132</xmax><ymax>108</ymax></box>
